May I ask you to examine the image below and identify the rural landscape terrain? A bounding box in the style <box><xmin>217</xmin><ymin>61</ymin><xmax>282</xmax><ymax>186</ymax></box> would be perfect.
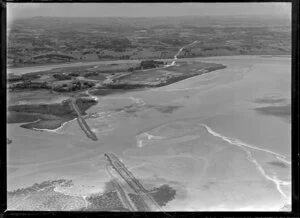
<box><xmin>8</xmin><ymin>16</ymin><xmax>290</xmax><ymax>67</ymax></box>
<box><xmin>7</xmin><ymin>11</ymin><xmax>291</xmax><ymax>212</ymax></box>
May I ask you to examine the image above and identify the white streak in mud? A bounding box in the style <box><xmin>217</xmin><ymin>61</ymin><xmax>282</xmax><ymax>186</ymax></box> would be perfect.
<box><xmin>102</xmin><ymin>96</ymin><xmax>146</xmax><ymax>106</ymax></box>
<box><xmin>201</xmin><ymin>124</ymin><xmax>291</xmax><ymax>200</ymax></box>
<box><xmin>164</xmin><ymin>48</ymin><xmax>183</xmax><ymax>67</ymax></box>
<box><xmin>83</xmin><ymin>195</ymin><xmax>89</xmax><ymax>208</ymax></box>
<box><xmin>137</xmin><ymin>140</ymin><xmax>143</xmax><ymax>148</ymax></box>
<box><xmin>129</xmin><ymin>96</ymin><xmax>146</xmax><ymax>106</ymax></box>
<box><xmin>276</xmin><ymin>156</ymin><xmax>291</xmax><ymax>165</ymax></box>
<box><xmin>91</xmin><ymin>128</ymin><xmax>99</xmax><ymax>133</ymax></box>
<box><xmin>90</xmin><ymin>95</ymin><xmax>98</xmax><ymax>101</ymax></box>
<box><xmin>84</xmin><ymin>90</ymin><xmax>98</xmax><ymax>101</ymax></box>
<box><xmin>202</xmin><ymin>124</ymin><xmax>287</xmax><ymax>159</ymax></box>
<box><xmin>23</xmin><ymin>118</ymin><xmax>41</xmax><ymax>125</ymax></box>
<box><xmin>244</xmin><ymin>149</ymin><xmax>290</xmax><ymax>199</ymax></box>
<box><xmin>143</xmin><ymin>132</ymin><xmax>165</xmax><ymax>140</ymax></box>
<box><xmin>135</xmin><ymin>132</ymin><xmax>164</xmax><ymax>148</ymax></box>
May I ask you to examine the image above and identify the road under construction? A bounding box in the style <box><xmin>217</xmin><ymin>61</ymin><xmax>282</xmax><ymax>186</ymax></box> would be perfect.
<box><xmin>104</xmin><ymin>152</ymin><xmax>163</xmax><ymax>212</ymax></box>
<box><xmin>69</xmin><ymin>97</ymin><xmax>98</xmax><ymax>141</ymax></box>
<box><xmin>105</xmin><ymin>164</ymin><xmax>137</xmax><ymax>211</ymax></box>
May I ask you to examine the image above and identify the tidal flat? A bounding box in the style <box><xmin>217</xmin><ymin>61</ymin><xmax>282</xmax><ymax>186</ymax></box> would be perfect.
<box><xmin>7</xmin><ymin>56</ymin><xmax>291</xmax><ymax>211</ymax></box>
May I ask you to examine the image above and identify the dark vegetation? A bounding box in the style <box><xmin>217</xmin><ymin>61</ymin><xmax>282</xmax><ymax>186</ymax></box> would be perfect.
<box><xmin>68</xmin><ymin>72</ymin><xmax>80</xmax><ymax>77</ymax></box>
<box><xmin>83</xmin><ymin>183</ymin><xmax>176</xmax><ymax>211</ymax></box>
<box><xmin>254</xmin><ymin>103</ymin><xmax>291</xmax><ymax>121</ymax></box>
<box><xmin>8</xmin><ymin>16</ymin><xmax>290</xmax><ymax>67</ymax></box>
<box><xmin>7</xmin><ymin>138</ymin><xmax>12</xmax><ymax>144</ymax></box>
<box><xmin>150</xmin><ymin>184</ymin><xmax>176</xmax><ymax>207</ymax></box>
<box><xmin>52</xmin><ymin>80</ymin><xmax>95</xmax><ymax>92</ymax></box>
<box><xmin>32</xmin><ymin>53</ymin><xmax>76</xmax><ymax>61</ymax></box>
<box><xmin>148</xmin><ymin>105</ymin><xmax>182</xmax><ymax>114</ymax></box>
<box><xmin>8</xmin><ymin>74</ymin><xmax>41</xmax><ymax>82</ymax></box>
<box><xmin>83</xmin><ymin>71</ymin><xmax>98</xmax><ymax>78</ymax></box>
<box><xmin>103</xmin><ymin>83</ymin><xmax>151</xmax><ymax>90</ymax></box>
<box><xmin>267</xmin><ymin>161</ymin><xmax>288</xmax><ymax>168</ymax></box>
<box><xmin>9</xmin><ymin>81</ymin><xmax>51</xmax><ymax>90</ymax></box>
<box><xmin>7</xmin><ymin>97</ymin><xmax>97</xmax><ymax>130</ymax></box>
<box><xmin>52</xmin><ymin>73</ymin><xmax>71</xmax><ymax>80</ymax></box>
<box><xmin>128</xmin><ymin>194</ymin><xmax>149</xmax><ymax>211</ymax></box>
<box><xmin>84</xmin><ymin>191</ymin><xmax>128</xmax><ymax>211</ymax></box>
<box><xmin>139</xmin><ymin>60</ymin><xmax>165</xmax><ymax>69</ymax></box>
<box><xmin>254</xmin><ymin>96</ymin><xmax>287</xmax><ymax>104</ymax></box>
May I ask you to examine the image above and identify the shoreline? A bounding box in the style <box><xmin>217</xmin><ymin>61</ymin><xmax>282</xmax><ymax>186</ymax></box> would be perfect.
<box><xmin>7</xmin><ymin>54</ymin><xmax>291</xmax><ymax>75</ymax></box>
<box><xmin>31</xmin><ymin>117</ymin><xmax>78</xmax><ymax>133</ymax></box>
<box><xmin>8</xmin><ymin>54</ymin><xmax>291</xmax><ymax>70</ymax></box>
<box><xmin>7</xmin><ymin>97</ymin><xmax>98</xmax><ymax>131</ymax></box>
<box><xmin>7</xmin><ymin>54</ymin><xmax>289</xmax><ymax>132</ymax></box>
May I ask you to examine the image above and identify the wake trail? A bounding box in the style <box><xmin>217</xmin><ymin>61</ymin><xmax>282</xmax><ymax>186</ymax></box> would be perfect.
<box><xmin>201</xmin><ymin>124</ymin><xmax>291</xmax><ymax>201</ymax></box>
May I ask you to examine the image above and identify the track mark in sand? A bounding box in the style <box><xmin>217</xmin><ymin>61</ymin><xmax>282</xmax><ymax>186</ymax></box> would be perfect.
<box><xmin>201</xmin><ymin>124</ymin><xmax>291</xmax><ymax>201</ymax></box>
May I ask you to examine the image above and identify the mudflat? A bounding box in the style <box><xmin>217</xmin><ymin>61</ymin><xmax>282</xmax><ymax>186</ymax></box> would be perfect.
<box><xmin>7</xmin><ymin>56</ymin><xmax>291</xmax><ymax>211</ymax></box>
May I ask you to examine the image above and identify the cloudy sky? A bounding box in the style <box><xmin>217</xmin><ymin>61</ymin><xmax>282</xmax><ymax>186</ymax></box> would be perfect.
<box><xmin>7</xmin><ymin>3</ymin><xmax>291</xmax><ymax>20</ymax></box>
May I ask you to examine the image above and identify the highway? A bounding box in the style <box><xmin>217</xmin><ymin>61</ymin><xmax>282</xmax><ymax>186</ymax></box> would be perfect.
<box><xmin>104</xmin><ymin>153</ymin><xmax>163</xmax><ymax>211</ymax></box>
<box><xmin>69</xmin><ymin>97</ymin><xmax>98</xmax><ymax>141</ymax></box>
<box><xmin>105</xmin><ymin>164</ymin><xmax>137</xmax><ymax>211</ymax></box>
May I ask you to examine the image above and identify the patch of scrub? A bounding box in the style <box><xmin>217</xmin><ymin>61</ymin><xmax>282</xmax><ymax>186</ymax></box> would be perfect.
<box><xmin>253</xmin><ymin>96</ymin><xmax>287</xmax><ymax>104</ymax></box>
<box><xmin>253</xmin><ymin>103</ymin><xmax>291</xmax><ymax>121</ymax></box>
<box><xmin>267</xmin><ymin>161</ymin><xmax>288</xmax><ymax>168</ymax></box>
<box><xmin>147</xmin><ymin>105</ymin><xmax>182</xmax><ymax>114</ymax></box>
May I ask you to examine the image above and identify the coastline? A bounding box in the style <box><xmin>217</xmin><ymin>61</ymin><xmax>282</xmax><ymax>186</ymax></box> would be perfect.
<box><xmin>7</xmin><ymin>55</ymin><xmax>291</xmax><ymax>211</ymax></box>
<box><xmin>7</xmin><ymin>54</ymin><xmax>291</xmax><ymax>75</ymax></box>
<box><xmin>31</xmin><ymin>117</ymin><xmax>78</xmax><ymax>132</ymax></box>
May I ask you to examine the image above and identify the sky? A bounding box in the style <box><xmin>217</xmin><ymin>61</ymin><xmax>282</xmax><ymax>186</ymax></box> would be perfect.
<box><xmin>7</xmin><ymin>3</ymin><xmax>291</xmax><ymax>21</ymax></box>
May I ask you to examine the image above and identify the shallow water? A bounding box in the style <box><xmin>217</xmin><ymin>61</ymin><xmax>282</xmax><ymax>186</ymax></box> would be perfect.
<box><xmin>7</xmin><ymin>56</ymin><xmax>291</xmax><ymax>211</ymax></box>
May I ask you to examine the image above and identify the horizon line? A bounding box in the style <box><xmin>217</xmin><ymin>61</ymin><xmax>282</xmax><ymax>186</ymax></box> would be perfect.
<box><xmin>10</xmin><ymin>14</ymin><xmax>291</xmax><ymax>19</ymax></box>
